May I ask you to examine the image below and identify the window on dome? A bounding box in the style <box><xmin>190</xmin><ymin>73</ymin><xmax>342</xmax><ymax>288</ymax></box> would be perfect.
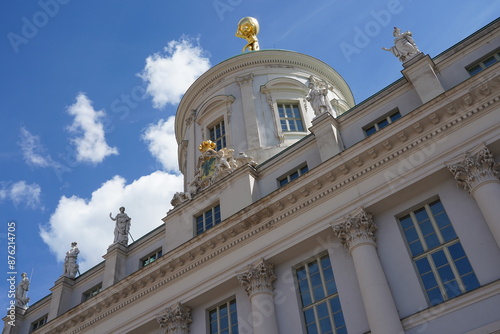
<box><xmin>209</xmin><ymin>120</ymin><xmax>226</xmax><ymax>150</ymax></box>
<box><xmin>278</xmin><ymin>102</ymin><xmax>305</xmax><ymax>132</ymax></box>
<box><xmin>398</xmin><ymin>198</ymin><xmax>480</xmax><ymax>306</ymax></box>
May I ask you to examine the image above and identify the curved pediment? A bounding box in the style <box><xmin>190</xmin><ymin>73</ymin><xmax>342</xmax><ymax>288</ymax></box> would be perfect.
<box><xmin>260</xmin><ymin>77</ymin><xmax>309</xmax><ymax>95</ymax></box>
<box><xmin>196</xmin><ymin>95</ymin><xmax>235</xmax><ymax>125</ymax></box>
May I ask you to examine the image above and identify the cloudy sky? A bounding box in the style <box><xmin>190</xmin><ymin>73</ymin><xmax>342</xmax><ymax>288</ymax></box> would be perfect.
<box><xmin>1</xmin><ymin>0</ymin><xmax>498</xmax><ymax>309</ymax></box>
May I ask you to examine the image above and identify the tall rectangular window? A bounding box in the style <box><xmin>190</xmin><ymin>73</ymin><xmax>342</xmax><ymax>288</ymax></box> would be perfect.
<box><xmin>398</xmin><ymin>199</ymin><xmax>480</xmax><ymax>306</ymax></box>
<box><xmin>210</xmin><ymin>120</ymin><xmax>226</xmax><ymax>150</ymax></box>
<box><xmin>295</xmin><ymin>254</ymin><xmax>347</xmax><ymax>334</ymax></box>
<box><xmin>278</xmin><ymin>102</ymin><xmax>305</xmax><ymax>132</ymax></box>
<box><xmin>209</xmin><ymin>299</ymin><xmax>238</xmax><ymax>334</ymax></box>
<box><xmin>196</xmin><ymin>204</ymin><xmax>221</xmax><ymax>235</ymax></box>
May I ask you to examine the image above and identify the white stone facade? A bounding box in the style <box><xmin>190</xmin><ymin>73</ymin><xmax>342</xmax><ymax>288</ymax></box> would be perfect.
<box><xmin>3</xmin><ymin>19</ymin><xmax>500</xmax><ymax>334</ymax></box>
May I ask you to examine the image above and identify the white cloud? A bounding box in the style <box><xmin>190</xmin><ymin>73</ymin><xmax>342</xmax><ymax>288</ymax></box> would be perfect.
<box><xmin>19</xmin><ymin>127</ymin><xmax>53</xmax><ymax>167</ymax></box>
<box><xmin>67</xmin><ymin>93</ymin><xmax>119</xmax><ymax>164</ymax></box>
<box><xmin>138</xmin><ymin>37</ymin><xmax>211</xmax><ymax>109</ymax></box>
<box><xmin>0</xmin><ymin>181</ymin><xmax>42</xmax><ymax>209</ymax></box>
<box><xmin>39</xmin><ymin>171</ymin><xmax>184</xmax><ymax>272</ymax></box>
<box><xmin>142</xmin><ymin>116</ymin><xmax>179</xmax><ymax>172</ymax></box>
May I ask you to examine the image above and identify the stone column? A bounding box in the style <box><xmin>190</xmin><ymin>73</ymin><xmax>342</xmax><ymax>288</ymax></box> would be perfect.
<box><xmin>156</xmin><ymin>302</ymin><xmax>192</xmax><ymax>334</ymax></box>
<box><xmin>102</xmin><ymin>243</ymin><xmax>128</xmax><ymax>289</ymax></box>
<box><xmin>447</xmin><ymin>144</ymin><xmax>500</xmax><ymax>247</ymax></box>
<box><xmin>333</xmin><ymin>208</ymin><xmax>405</xmax><ymax>334</ymax></box>
<box><xmin>237</xmin><ymin>258</ymin><xmax>279</xmax><ymax>334</ymax></box>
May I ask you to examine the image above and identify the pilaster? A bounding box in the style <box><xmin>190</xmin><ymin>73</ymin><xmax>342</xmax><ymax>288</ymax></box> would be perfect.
<box><xmin>236</xmin><ymin>73</ymin><xmax>261</xmax><ymax>151</ymax></box>
<box><xmin>47</xmin><ymin>276</ymin><xmax>75</xmax><ymax>321</ymax></box>
<box><xmin>401</xmin><ymin>54</ymin><xmax>445</xmax><ymax>104</ymax></box>
<box><xmin>102</xmin><ymin>243</ymin><xmax>128</xmax><ymax>289</ymax></box>
<box><xmin>309</xmin><ymin>112</ymin><xmax>344</xmax><ymax>162</ymax></box>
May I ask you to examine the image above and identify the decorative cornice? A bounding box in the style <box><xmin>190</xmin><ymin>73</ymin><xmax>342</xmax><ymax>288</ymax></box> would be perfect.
<box><xmin>237</xmin><ymin>258</ymin><xmax>276</xmax><ymax>297</ymax></box>
<box><xmin>333</xmin><ymin>207</ymin><xmax>377</xmax><ymax>251</ymax></box>
<box><xmin>446</xmin><ymin>144</ymin><xmax>500</xmax><ymax>194</ymax></box>
<box><xmin>156</xmin><ymin>302</ymin><xmax>192</xmax><ymax>334</ymax></box>
<box><xmin>42</xmin><ymin>72</ymin><xmax>500</xmax><ymax>334</ymax></box>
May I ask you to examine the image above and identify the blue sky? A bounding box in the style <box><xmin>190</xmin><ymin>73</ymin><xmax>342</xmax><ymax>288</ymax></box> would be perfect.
<box><xmin>1</xmin><ymin>0</ymin><xmax>498</xmax><ymax>310</ymax></box>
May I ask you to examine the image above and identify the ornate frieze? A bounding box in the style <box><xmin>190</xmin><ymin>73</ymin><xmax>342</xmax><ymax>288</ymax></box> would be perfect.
<box><xmin>447</xmin><ymin>144</ymin><xmax>500</xmax><ymax>194</ymax></box>
<box><xmin>237</xmin><ymin>258</ymin><xmax>276</xmax><ymax>297</ymax></box>
<box><xmin>157</xmin><ymin>302</ymin><xmax>192</xmax><ymax>334</ymax></box>
<box><xmin>333</xmin><ymin>208</ymin><xmax>377</xmax><ymax>250</ymax></box>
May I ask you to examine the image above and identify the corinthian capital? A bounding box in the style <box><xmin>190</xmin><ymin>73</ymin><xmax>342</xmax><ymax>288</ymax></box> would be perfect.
<box><xmin>237</xmin><ymin>258</ymin><xmax>276</xmax><ymax>297</ymax></box>
<box><xmin>235</xmin><ymin>73</ymin><xmax>254</xmax><ymax>86</ymax></box>
<box><xmin>157</xmin><ymin>302</ymin><xmax>192</xmax><ymax>334</ymax></box>
<box><xmin>333</xmin><ymin>207</ymin><xmax>377</xmax><ymax>251</ymax></box>
<box><xmin>446</xmin><ymin>144</ymin><xmax>500</xmax><ymax>194</ymax></box>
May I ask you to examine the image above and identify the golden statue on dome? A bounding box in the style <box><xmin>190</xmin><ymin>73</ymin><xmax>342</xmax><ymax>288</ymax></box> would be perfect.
<box><xmin>236</xmin><ymin>17</ymin><xmax>260</xmax><ymax>53</ymax></box>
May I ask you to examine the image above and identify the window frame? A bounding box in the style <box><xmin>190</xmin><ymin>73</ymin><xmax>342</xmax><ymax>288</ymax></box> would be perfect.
<box><xmin>30</xmin><ymin>314</ymin><xmax>48</xmax><ymax>333</ymax></box>
<box><xmin>82</xmin><ymin>283</ymin><xmax>102</xmax><ymax>302</ymax></box>
<box><xmin>277</xmin><ymin>163</ymin><xmax>309</xmax><ymax>187</ymax></box>
<box><xmin>293</xmin><ymin>252</ymin><xmax>348</xmax><ymax>334</ymax></box>
<box><xmin>208</xmin><ymin>118</ymin><xmax>227</xmax><ymax>151</ymax></box>
<box><xmin>363</xmin><ymin>108</ymin><xmax>402</xmax><ymax>137</ymax></box>
<box><xmin>140</xmin><ymin>248</ymin><xmax>163</xmax><ymax>268</ymax></box>
<box><xmin>397</xmin><ymin>198</ymin><xmax>480</xmax><ymax>306</ymax></box>
<box><xmin>195</xmin><ymin>204</ymin><xmax>222</xmax><ymax>236</ymax></box>
<box><xmin>207</xmin><ymin>297</ymin><xmax>239</xmax><ymax>334</ymax></box>
<box><xmin>277</xmin><ymin>101</ymin><xmax>306</xmax><ymax>133</ymax></box>
<box><xmin>466</xmin><ymin>49</ymin><xmax>500</xmax><ymax>76</ymax></box>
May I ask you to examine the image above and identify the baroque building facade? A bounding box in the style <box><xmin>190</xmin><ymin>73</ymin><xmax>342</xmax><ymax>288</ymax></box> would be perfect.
<box><xmin>4</xmin><ymin>18</ymin><xmax>500</xmax><ymax>334</ymax></box>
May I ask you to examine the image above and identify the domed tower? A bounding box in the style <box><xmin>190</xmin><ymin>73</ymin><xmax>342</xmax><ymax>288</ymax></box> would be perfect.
<box><xmin>174</xmin><ymin>19</ymin><xmax>354</xmax><ymax>199</ymax></box>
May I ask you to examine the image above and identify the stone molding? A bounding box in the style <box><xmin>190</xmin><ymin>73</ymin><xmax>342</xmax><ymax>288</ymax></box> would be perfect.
<box><xmin>333</xmin><ymin>207</ymin><xmax>377</xmax><ymax>251</ymax></box>
<box><xmin>446</xmin><ymin>143</ymin><xmax>500</xmax><ymax>194</ymax></box>
<box><xmin>41</xmin><ymin>71</ymin><xmax>499</xmax><ymax>334</ymax></box>
<box><xmin>237</xmin><ymin>258</ymin><xmax>276</xmax><ymax>297</ymax></box>
<box><xmin>156</xmin><ymin>302</ymin><xmax>192</xmax><ymax>334</ymax></box>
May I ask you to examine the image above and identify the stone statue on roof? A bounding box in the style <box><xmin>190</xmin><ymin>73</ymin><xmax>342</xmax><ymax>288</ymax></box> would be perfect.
<box><xmin>109</xmin><ymin>207</ymin><xmax>131</xmax><ymax>246</ymax></box>
<box><xmin>16</xmin><ymin>272</ymin><xmax>30</xmax><ymax>309</ymax></box>
<box><xmin>382</xmin><ymin>27</ymin><xmax>421</xmax><ymax>63</ymax></box>
<box><xmin>64</xmin><ymin>242</ymin><xmax>79</xmax><ymax>279</ymax></box>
